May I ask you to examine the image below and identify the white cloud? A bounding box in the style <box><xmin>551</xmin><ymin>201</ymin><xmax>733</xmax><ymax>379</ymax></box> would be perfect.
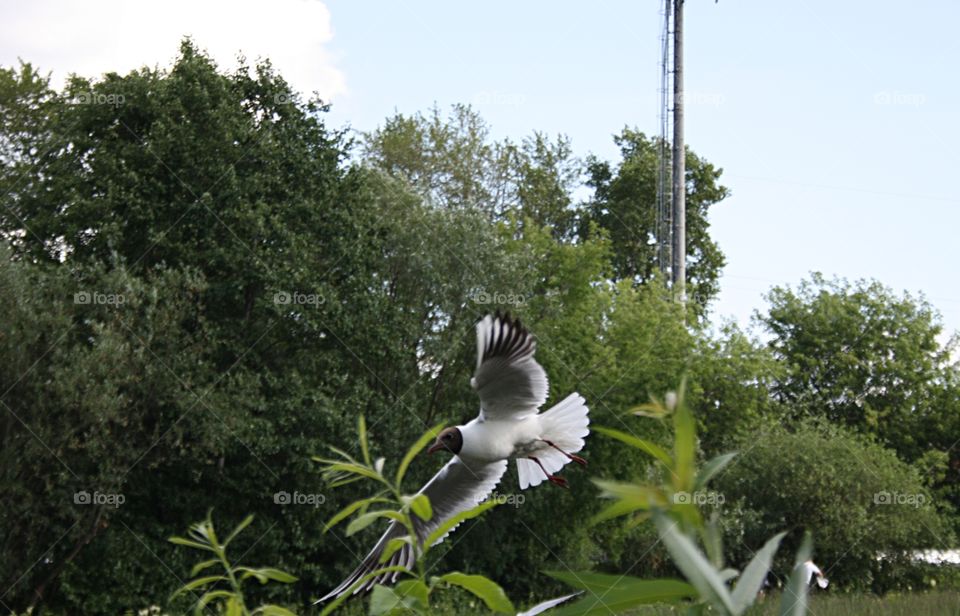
<box><xmin>0</xmin><ymin>0</ymin><xmax>346</xmax><ymax>101</ymax></box>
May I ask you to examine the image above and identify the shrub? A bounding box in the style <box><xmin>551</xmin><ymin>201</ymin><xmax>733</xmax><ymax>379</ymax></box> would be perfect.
<box><xmin>715</xmin><ymin>421</ymin><xmax>951</xmax><ymax>592</ymax></box>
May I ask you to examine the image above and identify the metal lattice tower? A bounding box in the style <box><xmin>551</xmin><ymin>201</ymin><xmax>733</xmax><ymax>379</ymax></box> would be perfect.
<box><xmin>655</xmin><ymin>0</ymin><xmax>674</xmax><ymax>278</ymax></box>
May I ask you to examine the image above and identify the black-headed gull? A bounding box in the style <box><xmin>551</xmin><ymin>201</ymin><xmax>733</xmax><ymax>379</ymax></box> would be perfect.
<box><xmin>320</xmin><ymin>312</ymin><xmax>590</xmax><ymax>602</ymax></box>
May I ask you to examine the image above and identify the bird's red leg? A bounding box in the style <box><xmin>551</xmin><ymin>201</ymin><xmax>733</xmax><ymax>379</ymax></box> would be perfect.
<box><xmin>529</xmin><ymin>456</ymin><xmax>568</xmax><ymax>488</ymax></box>
<box><xmin>540</xmin><ymin>439</ymin><xmax>587</xmax><ymax>467</ymax></box>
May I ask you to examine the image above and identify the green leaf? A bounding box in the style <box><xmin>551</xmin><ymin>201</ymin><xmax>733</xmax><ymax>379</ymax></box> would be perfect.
<box><xmin>695</xmin><ymin>452</ymin><xmax>737</xmax><ymax>491</ymax></box>
<box><xmin>590</xmin><ymin>499</ymin><xmax>649</xmax><ymax>526</ymax></box>
<box><xmin>346</xmin><ymin>509</ymin><xmax>405</xmax><ymax>537</ymax></box>
<box><xmin>653</xmin><ymin>511</ymin><xmax>735</xmax><ymax>614</ymax></box>
<box><xmin>225</xmin><ymin>596</ymin><xmax>243</xmax><ymax>616</ymax></box>
<box><xmin>395</xmin><ymin>579</ymin><xmax>429</xmax><ymax>607</ymax></box>
<box><xmin>779</xmin><ymin>532</ymin><xmax>813</xmax><ymax>616</ymax></box>
<box><xmin>168</xmin><ymin>536</ymin><xmax>212</xmax><ymax>551</ymax></box>
<box><xmin>171</xmin><ymin>575</ymin><xmax>228</xmax><ymax>598</ymax></box>
<box><xmin>731</xmin><ymin>531</ymin><xmax>785</xmax><ymax>612</ymax></box>
<box><xmin>396</xmin><ymin>422</ymin><xmax>445</xmax><ymax>486</ymax></box>
<box><xmin>629</xmin><ymin>400</ymin><xmax>671</xmax><ymax>419</ymax></box>
<box><xmin>324</xmin><ymin>461</ymin><xmax>385</xmax><ymax>484</ymax></box>
<box><xmin>435</xmin><ymin>572</ymin><xmax>514</xmax><ymax>613</ymax></box>
<box><xmin>593</xmin><ymin>426</ymin><xmax>673</xmax><ymax>468</ymax></box>
<box><xmin>702</xmin><ymin>513</ymin><xmax>725</xmax><ymax>568</ymax></box>
<box><xmin>409</xmin><ymin>494</ymin><xmax>432</xmax><ymax>521</ymax></box>
<box><xmin>369</xmin><ymin>585</ymin><xmax>404</xmax><ymax>615</ymax></box>
<box><xmin>252</xmin><ymin>606</ymin><xmax>298</xmax><ymax>616</ymax></box>
<box><xmin>424</xmin><ymin>498</ymin><xmax>498</xmax><ymax>548</ymax></box>
<box><xmin>590</xmin><ymin>480</ymin><xmax>667</xmax><ymax>524</ymax></box>
<box><xmin>194</xmin><ymin>590</ymin><xmax>236</xmax><ymax>614</ymax></box>
<box><xmin>238</xmin><ymin>566</ymin><xmax>298</xmax><ymax>584</ymax></box>
<box><xmin>545</xmin><ymin>571</ymin><xmax>694</xmax><ymax>615</ymax></box>
<box><xmin>224</xmin><ymin>514</ymin><xmax>254</xmax><ymax>547</ymax></box>
<box><xmin>324</xmin><ymin>496</ymin><xmax>392</xmax><ymax>533</ymax></box>
<box><xmin>359</xmin><ymin>415</ymin><xmax>372</xmax><ymax>466</ymax></box>
<box><xmin>369</xmin><ymin>583</ymin><xmax>425</xmax><ymax>615</ymax></box>
<box><xmin>379</xmin><ymin>536</ymin><xmax>412</xmax><ymax>564</ymax></box>
<box><xmin>190</xmin><ymin>559</ymin><xmax>220</xmax><ymax>577</ymax></box>
<box><xmin>672</xmin><ymin>402</ymin><xmax>696</xmax><ymax>491</ymax></box>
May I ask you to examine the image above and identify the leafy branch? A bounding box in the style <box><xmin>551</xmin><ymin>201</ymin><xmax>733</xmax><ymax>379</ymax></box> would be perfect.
<box><xmin>169</xmin><ymin>512</ymin><xmax>298</xmax><ymax>616</ymax></box>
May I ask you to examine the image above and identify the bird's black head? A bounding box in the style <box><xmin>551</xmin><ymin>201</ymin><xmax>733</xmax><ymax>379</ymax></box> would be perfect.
<box><xmin>427</xmin><ymin>427</ymin><xmax>463</xmax><ymax>455</ymax></box>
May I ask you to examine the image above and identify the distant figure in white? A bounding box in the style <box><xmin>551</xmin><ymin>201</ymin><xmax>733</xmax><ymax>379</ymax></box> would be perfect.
<box><xmin>318</xmin><ymin>312</ymin><xmax>590</xmax><ymax>603</ymax></box>
<box><xmin>802</xmin><ymin>560</ymin><xmax>829</xmax><ymax>589</ymax></box>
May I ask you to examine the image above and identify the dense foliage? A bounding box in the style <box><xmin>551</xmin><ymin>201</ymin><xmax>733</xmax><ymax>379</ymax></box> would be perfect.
<box><xmin>0</xmin><ymin>42</ymin><xmax>958</xmax><ymax>614</ymax></box>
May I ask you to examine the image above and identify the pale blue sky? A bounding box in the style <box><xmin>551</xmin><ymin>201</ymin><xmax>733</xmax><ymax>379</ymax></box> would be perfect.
<box><xmin>322</xmin><ymin>0</ymin><xmax>960</xmax><ymax>339</ymax></box>
<box><xmin>3</xmin><ymin>0</ymin><xmax>958</xmax><ymax>338</ymax></box>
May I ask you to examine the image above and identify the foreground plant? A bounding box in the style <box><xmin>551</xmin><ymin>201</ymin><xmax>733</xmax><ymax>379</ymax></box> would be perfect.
<box><xmin>169</xmin><ymin>512</ymin><xmax>298</xmax><ymax>615</ymax></box>
<box><xmin>315</xmin><ymin>417</ymin><xmax>574</xmax><ymax>616</ymax></box>
<box><xmin>548</xmin><ymin>383</ymin><xmax>815</xmax><ymax>615</ymax></box>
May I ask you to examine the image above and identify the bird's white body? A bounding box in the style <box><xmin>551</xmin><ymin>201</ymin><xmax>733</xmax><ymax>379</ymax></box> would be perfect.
<box><xmin>458</xmin><ymin>415</ymin><xmax>542</xmax><ymax>463</ymax></box>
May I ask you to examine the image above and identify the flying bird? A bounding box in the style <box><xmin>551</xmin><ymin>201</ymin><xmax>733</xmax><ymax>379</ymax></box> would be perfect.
<box><xmin>319</xmin><ymin>312</ymin><xmax>590</xmax><ymax>602</ymax></box>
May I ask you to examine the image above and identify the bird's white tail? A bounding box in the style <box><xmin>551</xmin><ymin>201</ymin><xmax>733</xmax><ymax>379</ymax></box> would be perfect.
<box><xmin>517</xmin><ymin>393</ymin><xmax>590</xmax><ymax>489</ymax></box>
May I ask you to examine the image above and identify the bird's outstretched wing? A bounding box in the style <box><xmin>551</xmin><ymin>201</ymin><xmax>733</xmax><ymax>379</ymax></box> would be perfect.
<box><xmin>318</xmin><ymin>457</ymin><xmax>507</xmax><ymax>603</ymax></box>
<box><xmin>471</xmin><ymin>312</ymin><xmax>548</xmax><ymax>420</ymax></box>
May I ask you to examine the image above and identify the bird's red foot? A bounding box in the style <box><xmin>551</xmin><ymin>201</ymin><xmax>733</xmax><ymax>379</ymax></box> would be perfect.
<box><xmin>548</xmin><ymin>474</ymin><xmax>569</xmax><ymax>489</ymax></box>
<box><xmin>569</xmin><ymin>453</ymin><xmax>588</xmax><ymax>467</ymax></box>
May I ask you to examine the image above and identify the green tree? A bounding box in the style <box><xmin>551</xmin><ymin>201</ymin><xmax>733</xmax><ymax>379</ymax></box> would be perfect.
<box><xmin>362</xmin><ymin>104</ymin><xmax>582</xmax><ymax>238</ymax></box>
<box><xmin>689</xmin><ymin>323</ymin><xmax>785</xmax><ymax>455</ymax></box>
<box><xmin>760</xmin><ymin>274</ymin><xmax>959</xmax><ymax>460</ymax></box>
<box><xmin>581</xmin><ymin>128</ymin><xmax>729</xmax><ymax>311</ymax></box>
<box><xmin>0</xmin><ymin>41</ymin><xmax>388</xmax><ymax>612</ymax></box>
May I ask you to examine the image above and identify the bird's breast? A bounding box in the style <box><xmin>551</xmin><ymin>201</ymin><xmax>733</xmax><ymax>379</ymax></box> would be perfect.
<box><xmin>459</xmin><ymin>415</ymin><xmax>541</xmax><ymax>463</ymax></box>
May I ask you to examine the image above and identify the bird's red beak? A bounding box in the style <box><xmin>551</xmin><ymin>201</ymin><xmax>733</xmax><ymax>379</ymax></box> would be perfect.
<box><xmin>427</xmin><ymin>442</ymin><xmax>443</xmax><ymax>454</ymax></box>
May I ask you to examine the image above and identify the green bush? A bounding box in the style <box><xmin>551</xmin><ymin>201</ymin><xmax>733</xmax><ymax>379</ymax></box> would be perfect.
<box><xmin>715</xmin><ymin>421</ymin><xmax>952</xmax><ymax>592</ymax></box>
